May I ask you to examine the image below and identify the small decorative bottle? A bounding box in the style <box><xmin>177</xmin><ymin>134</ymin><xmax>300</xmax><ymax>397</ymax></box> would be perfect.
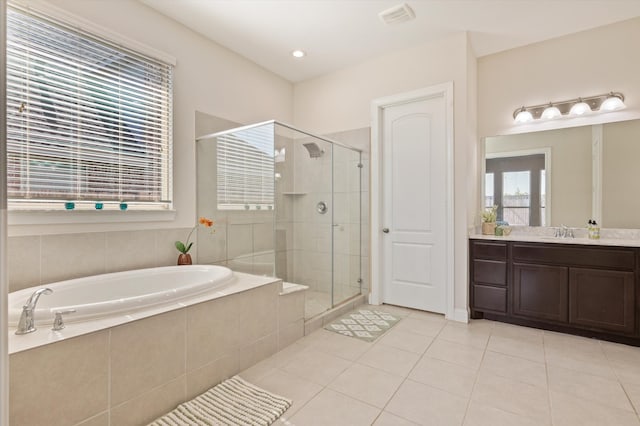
<box><xmin>591</xmin><ymin>220</ymin><xmax>600</xmax><ymax>240</ymax></box>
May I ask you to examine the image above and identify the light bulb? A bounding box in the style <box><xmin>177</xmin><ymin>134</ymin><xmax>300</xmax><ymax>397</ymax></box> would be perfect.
<box><xmin>514</xmin><ymin>108</ymin><xmax>533</xmax><ymax>123</ymax></box>
<box><xmin>600</xmin><ymin>95</ymin><xmax>625</xmax><ymax>111</ymax></box>
<box><xmin>569</xmin><ymin>101</ymin><xmax>591</xmax><ymax>116</ymax></box>
<box><xmin>541</xmin><ymin>105</ymin><xmax>561</xmax><ymax>120</ymax></box>
<box><xmin>291</xmin><ymin>50</ymin><xmax>306</xmax><ymax>58</ymax></box>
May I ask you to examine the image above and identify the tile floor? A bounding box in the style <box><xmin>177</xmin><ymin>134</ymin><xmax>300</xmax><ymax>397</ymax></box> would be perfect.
<box><xmin>240</xmin><ymin>304</ymin><xmax>640</xmax><ymax>426</ymax></box>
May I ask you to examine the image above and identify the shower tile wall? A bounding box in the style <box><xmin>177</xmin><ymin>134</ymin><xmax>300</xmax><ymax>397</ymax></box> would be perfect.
<box><xmin>195</xmin><ymin>110</ymin><xmax>370</xmax><ymax>317</ymax></box>
<box><xmin>284</xmin><ymin>127</ymin><xmax>370</xmax><ymax>305</ymax></box>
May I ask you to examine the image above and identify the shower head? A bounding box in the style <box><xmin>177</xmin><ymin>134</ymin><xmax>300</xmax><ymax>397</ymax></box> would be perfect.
<box><xmin>303</xmin><ymin>142</ymin><xmax>324</xmax><ymax>158</ymax></box>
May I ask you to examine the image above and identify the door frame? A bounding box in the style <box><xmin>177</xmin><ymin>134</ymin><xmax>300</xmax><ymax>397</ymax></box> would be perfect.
<box><xmin>370</xmin><ymin>82</ymin><xmax>455</xmax><ymax>319</ymax></box>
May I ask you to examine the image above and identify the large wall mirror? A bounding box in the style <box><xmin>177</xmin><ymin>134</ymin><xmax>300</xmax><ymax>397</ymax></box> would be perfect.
<box><xmin>483</xmin><ymin>119</ymin><xmax>640</xmax><ymax>229</ymax></box>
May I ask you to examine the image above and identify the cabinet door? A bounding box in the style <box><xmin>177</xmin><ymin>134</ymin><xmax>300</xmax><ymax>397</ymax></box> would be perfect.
<box><xmin>513</xmin><ymin>263</ymin><xmax>568</xmax><ymax>322</ymax></box>
<box><xmin>569</xmin><ymin>268</ymin><xmax>635</xmax><ymax>334</ymax></box>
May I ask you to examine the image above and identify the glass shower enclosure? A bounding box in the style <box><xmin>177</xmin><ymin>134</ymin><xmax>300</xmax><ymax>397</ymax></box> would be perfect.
<box><xmin>196</xmin><ymin>120</ymin><xmax>363</xmax><ymax>319</ymax></box>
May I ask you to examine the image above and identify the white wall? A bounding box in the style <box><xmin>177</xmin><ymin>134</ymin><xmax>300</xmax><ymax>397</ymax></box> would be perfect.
<box><xmin>294</xmin><ymin>32</ymin><xmax>478</xmax><ymax>316</ymax></box>
<box><xmin>9</xmin><ymin>0</ymin><xmax>293</xmax><ymax>236</ymax></box>
<box><xmin>478</xmin><ymin>17</ymin><xmax>640</xmax><ymax>138</ymax></box>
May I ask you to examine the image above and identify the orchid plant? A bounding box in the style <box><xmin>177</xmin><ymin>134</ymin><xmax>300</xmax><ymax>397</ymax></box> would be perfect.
<box><xmin>175</xmin><ymin>217</ymin><xmax>214</xmax><ymax>254</ymax></box>
<box><xmin>481</xmin><ymin>205</ymin><xmax>498</xmax><ymax>223</ymax></box>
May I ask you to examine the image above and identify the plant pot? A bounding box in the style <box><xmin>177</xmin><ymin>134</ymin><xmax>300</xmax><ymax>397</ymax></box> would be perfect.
<box><xmin>177</xmin><ymin>253</ymin><xmax>192</xmax><ymax>265</ymax></box>
<box><xmin>482</xmin><ymin>222</ymin><xmax>497</xmax><ymax>235</ymax></box>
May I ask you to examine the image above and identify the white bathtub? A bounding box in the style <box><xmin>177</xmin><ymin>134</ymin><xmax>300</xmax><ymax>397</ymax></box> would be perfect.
<box><xmin>8</xmin><ymin>265</ymin><xmax>234</xmax><ymax>326</ymax></box>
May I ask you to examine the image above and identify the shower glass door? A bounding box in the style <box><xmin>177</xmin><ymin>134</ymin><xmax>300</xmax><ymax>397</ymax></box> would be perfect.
<box><xmin>332</xmin><ymin>144</ymin><xmax>362</xmax><ymax>306</ymax></box>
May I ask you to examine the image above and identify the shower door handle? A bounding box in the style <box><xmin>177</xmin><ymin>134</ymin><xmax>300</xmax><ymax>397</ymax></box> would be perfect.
<box><xmin>382</xmin><ymin>228</ymin><xmax>389</xmax><ymax>233</ymax></box>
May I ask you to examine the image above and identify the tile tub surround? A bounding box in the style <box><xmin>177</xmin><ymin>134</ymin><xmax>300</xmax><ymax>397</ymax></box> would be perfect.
<box><xmin>241</xmin><ymin>304</ymin><xmax>640</xmax><ymax>426</ymax></box>
<box><xmin>8</xmin><ymin>228</ymin><xmax>195</xmax><ymax>293</ymax></box>
<box><xmin>9</xmin><ymin>278</ymin><xmax>306</xmax><ymax>426</ymax></box>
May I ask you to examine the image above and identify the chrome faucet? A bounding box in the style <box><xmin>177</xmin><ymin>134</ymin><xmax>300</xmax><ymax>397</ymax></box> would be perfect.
<box><xmin>554</xmin><ymin>225</ymin><xmax>574</xmax><ymax>238</ymax></box>
<box><xmin>15</xmin><ymin>288</ymin><xmax>53</xmax><ymax>335</ymax></box>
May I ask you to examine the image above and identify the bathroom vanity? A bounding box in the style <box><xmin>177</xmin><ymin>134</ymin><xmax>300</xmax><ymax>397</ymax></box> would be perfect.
<box><xmin>469</xmin><ymin>235</ymin><xmax>640</xmax><ymax>345</ymax></box>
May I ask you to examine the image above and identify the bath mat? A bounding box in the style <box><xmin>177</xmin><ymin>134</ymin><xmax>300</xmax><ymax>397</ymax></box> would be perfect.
<box><xmin>148</xmin><ymin>375</ymin><xmax>292</xmax><ymax>426</ymax></box>
<box><xmin>324</xmin><ymin>309</ymin><xmax>401</xmax><ymax>342</ymax></box>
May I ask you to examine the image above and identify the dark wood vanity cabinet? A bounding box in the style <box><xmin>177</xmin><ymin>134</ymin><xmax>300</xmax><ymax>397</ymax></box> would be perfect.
<box><xmin>470</xmin><ymin>239</ymin><xmax>639</xmax><ymax>344</ymax></box>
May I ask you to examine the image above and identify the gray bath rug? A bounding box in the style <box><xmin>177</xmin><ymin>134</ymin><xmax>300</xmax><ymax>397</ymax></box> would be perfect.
<box><xmin>148</xmin><ymin>375</ymin><xmax>292</xmax><ymax>426</ymax></box>
<box><xmin>324</xmin><ymin>309</ymin><xmax>401</xmax><ymax>342</ymax></box>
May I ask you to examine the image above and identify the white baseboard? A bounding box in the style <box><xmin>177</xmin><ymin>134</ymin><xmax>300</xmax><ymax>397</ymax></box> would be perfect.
<box><xmin>448</xmin><ymin>308</ymin><xmax>469</xmax><ymax>323</ymax></box>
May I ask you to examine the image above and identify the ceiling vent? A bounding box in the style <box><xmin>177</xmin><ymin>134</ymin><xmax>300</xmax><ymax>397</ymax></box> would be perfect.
<box><xmin>378</xmin><ymin>3</ymin><xmax>416</xmax><ymax>25</ymax></box>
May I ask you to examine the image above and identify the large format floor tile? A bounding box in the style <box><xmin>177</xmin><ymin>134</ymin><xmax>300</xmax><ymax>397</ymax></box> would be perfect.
<box><xmin>238</xmin><ymin>303</ymin><xmax>640</xmax><ymax>426</ymax></box>
<box><xmin>385</xmin><ymin>379</ymin><xmax>468</xmax><ymax>426</ymax></box>
<box><xmin>328</xmin><ymin>363</ymin><xmax>404</xmax><ymax>408</ymax></box>
<box><xmin>289</xmin><ymin>388</ymin><xmax>381</xmax><ymax>426</ymax></box>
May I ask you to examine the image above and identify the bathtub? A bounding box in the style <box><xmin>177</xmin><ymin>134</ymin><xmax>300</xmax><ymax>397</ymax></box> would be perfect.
<box><xmin>8</xmin><ymin>265</ymin><xmax>234</xmax><ymax>326</ymax></box>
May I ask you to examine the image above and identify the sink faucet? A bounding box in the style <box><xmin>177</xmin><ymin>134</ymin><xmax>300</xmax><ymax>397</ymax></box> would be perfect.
<box><xmin>554</xmin><ymin>225</ymin><xmax>574</xmax><ymax>238</ymax></box>
<box><xmin>15</xmin><ymin>287</ymin><xmax>53</xmax><ymax>335</ymax></box>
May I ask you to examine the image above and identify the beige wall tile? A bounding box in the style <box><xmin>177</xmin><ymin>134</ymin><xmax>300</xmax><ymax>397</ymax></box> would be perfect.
<box><xmin>279</xmin><ymin>318</ymin><xmax>305</xmax><ymax>350</ymax></box>
<box><xmin>237</xmin><ymin>282</ymin><xmax>279</xmax><ymax>342</ymax></box>
<box><xmin>238</xmin><ymin>333</ymin><xmax>279</xmax><ymax>372</ymax></box>
<box><xmin>155</xmin><ymin>228</ymin><xmax>193</xmax><ymax>267</ymax></box>
<box><xmin>74</xmin><ymin>412</ymin><xmax>109</xmax><ymax>426</ymax></box>
<box><xmin>10</xmin><ymin>331</ymin><xmax>109</xmax><ymax>426</ymax></box>
<box><xmin>110</xmin><ymin>309</ymin><xmax>186</xmax><ymax>406</ymax></box>
<box><xmin>41</xmin><ymin>233</ymin><xmax>106</xmax><ymax>283</ymax></box>
<box><xmin>110</xmin><ymin>376</ymin><xmax>186</xmax><ymax>426</ymax></box>
<box><xmin>253</xmin><ymin>222</ymin><xmax>274</xmax><ymax>253</ymax></box>
<box><xmin>106</xmin><ymin>230</ymin><xmax>157</xmax><ymax>272</ymax></box>
<box><xmin>186</xmin><ymin>354</ymin><xmax>240</xmax><ymax>401</ymax></box>
<box><xmin>186</xmin><ymin>293</ymin><xmax>241</xmax><ymax>371</ymax></box>
<box><xmin>278</xmin><ymin>291</ymin><xmax>305</xmax><ymax>327</ymax></box>
<box><xmin>8</xmin><ymin>235</ymin><xmax>41</xmax><ymax>292</ymax></box>
<box><xmin>196</xmin><ymin>222</ymin><xmax>227</xmax><ymax>264</ymax></box>
<box><xmin>228</xmin><ymin>224</ymin><xmax>253</xmax><ymax>258</ymax></box>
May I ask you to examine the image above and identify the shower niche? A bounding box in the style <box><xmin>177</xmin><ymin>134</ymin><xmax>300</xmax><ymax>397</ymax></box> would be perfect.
<box><xmin>196</xmin><ymin>118</ymin><xmax>364</xmax><ymax>319</ymax></box>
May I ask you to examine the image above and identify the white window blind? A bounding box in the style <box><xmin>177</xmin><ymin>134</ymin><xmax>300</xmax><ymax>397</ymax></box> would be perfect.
<box><xmin>217</xmin><ymin>123</ymin><xmax>274</xmax><ymax>210</ymax></box>
<box><xmin>6</xmin><ymin>6</ymin><xmax>173</xmax><ymax>210</ymax></box>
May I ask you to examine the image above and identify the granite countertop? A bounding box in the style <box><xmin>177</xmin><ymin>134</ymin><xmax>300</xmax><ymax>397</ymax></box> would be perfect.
<box><xmin>469</xmin><ymin>227</ymin><xmax>640</xmax><ymax>248</ymax></box>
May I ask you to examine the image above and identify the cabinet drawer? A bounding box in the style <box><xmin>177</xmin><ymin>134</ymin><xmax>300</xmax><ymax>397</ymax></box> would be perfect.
<box><xmin>473</xmin><ymin>285</ymin><xmax>507</xmax><ymax>313</ymax></box>
<box><xmin>512</xmin><ymin>244</ymin><xmax>635</xmax><ymax>270</ymax></box>
<box><xmin>471</xmin><ymin>241</ymin><xmax>507</xmax><ymax>260</ymax></box>
<box><xmin>473</xmin><ymin>260</ymin><xmax>507</xmax><ymax>285</ymax></box>
<box><xmin>569</xmin><ymin>268</ymin><xmax>635</xmax><ymax>334</ymax></box>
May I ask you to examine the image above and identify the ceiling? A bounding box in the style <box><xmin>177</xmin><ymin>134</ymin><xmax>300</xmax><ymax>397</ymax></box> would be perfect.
<box><xmin>140</xmin><ymin>0</ymin><xmax>640</xmax><ymax>83</ymax></box>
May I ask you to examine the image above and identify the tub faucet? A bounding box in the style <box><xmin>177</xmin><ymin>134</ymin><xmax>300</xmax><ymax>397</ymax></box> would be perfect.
<box><xmin>15</xmin><ymin>287</ymin><xmax>53</xmax><ymax>335</ymax></box>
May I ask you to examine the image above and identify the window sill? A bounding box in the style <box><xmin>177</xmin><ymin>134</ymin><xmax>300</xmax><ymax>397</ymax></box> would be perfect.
<box><xmin>8</xmin><ymin>209</ymin><xmax>177</xmax><ymax>226</ymax></box>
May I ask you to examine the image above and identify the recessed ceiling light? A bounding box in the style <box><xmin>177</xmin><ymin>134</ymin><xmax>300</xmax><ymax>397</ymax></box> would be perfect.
<box><xmin>291</xmin><ymin>50</ymin><xmax>306</xmax><ymax>59</ymax></box>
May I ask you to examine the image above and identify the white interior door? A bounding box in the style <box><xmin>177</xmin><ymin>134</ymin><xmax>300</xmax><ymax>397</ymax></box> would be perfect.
<box><xmin>381</xmin><ymin>93</ymin><xmax>448</xmax><ymax>313</ymax></box>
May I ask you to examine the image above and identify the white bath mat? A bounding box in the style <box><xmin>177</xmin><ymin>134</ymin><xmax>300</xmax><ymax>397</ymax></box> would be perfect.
<box><xmin>324</xmin><ymin>309</ymin><xmax>401</xmax><ymax>342</ymax></box>
<box><xmin>148</xmin><ymin>375</ymin><xmax>292</xmax><ymax>426</ymax></box>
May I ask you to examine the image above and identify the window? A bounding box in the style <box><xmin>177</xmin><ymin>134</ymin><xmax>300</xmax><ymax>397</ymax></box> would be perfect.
<box><xmin>485</xmin><ymin>154</ymin><xmax>545</xmax><ymax>226</ymax></box>
<box><xmin>6</xmin><ymin>6</ymin><xmax>173</xmax><ymax>211</ymax></box>
<box><xmin>502</xmin><ymin>171</ymin><xmax>530</xmax><ymax>226</ymax></box>
<box><xmin>216</xmin><ymin>123</ymin><xmax>274</xmax><ymax>210</ymax></box>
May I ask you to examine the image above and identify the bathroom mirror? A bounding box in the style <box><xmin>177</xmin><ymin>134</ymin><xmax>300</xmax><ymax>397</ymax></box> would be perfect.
<box><xmin>483</xmin><ymin>118</ymin><xmax>640</xmax><ymax>229</ymax></box>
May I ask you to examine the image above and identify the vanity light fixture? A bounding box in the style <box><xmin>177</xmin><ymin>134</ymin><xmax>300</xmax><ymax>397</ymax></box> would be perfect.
<box><xmin>513</xmin><ymin>92</ymin><xmax>625</xmax><ymax>123</ymax></box>
<box><xmin>541</xmin><ymin>103</ymin><xmax>562</xmax><ymax>120</ymax></box>
<box><xmin>600</xmin><ymin>93</ymin><xmax>626</xmax><ymax>111</ymax></box>
<box><xmin>514</xmin><ymin>107</ymin><xmax>533</xmax><ymax>123</ymax></box>
<box><xmin>569</xmin><ymin>98</ymin><xmax>592</xmax><ymax>115</ymax></box>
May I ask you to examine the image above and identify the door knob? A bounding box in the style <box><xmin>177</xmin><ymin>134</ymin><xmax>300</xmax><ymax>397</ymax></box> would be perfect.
<box><xmin>382</xmin><ymin>228</ymin><xmax>389</xmax><ymax>233</ymax></box>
